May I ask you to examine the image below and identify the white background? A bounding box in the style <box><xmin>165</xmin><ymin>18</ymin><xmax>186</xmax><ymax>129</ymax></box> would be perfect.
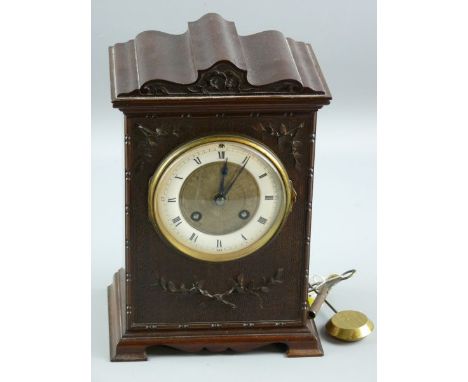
<box><xmin>1</xmin><ymin>1</ymin><xmax>467</xmax><ymax>382</ymax></box>
<box><xmin>92</xmin><ymin>1</ymin><xmax>376</xmax><ymax>381</ymax></box>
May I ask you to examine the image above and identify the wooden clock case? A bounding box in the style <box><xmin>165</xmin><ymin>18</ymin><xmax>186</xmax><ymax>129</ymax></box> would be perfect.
<box><xmin>107</xmin><ymin>14</ymin><xmax>331</xmax><ymax>361</ymax></box>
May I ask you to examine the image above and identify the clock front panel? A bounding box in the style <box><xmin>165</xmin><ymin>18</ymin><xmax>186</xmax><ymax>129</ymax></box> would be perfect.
<box><xmin>124</xmin><ymin>112</ymin><xmax>316</xmax><ymax>330</ymax></box>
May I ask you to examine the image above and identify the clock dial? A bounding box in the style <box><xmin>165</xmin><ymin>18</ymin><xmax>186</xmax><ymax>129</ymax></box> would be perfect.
<box><xmin>149</xmin><ymin>136</ymin><xmax>293</xmax><ymax>261</ymax></box>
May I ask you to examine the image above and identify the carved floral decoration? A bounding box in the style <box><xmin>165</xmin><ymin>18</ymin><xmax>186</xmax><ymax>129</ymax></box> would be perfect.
<box><xmin>133</xmin><ymin>62</ymin><xmax>318</xmax><ymax>97</ymax></box>
<box><xmin>133</xmin><ymin>123</ymin><xmax>182</xmax><ymax>171</ymax></box>
<box><xmin>151</xmin><ymin>268</ymin><xmax>284</xmax><ymax>309</ymax></box>
<box><xmin>252</xmin><ymin>120</ymin><xmax>305</xmax><ymax>169</ymax></box>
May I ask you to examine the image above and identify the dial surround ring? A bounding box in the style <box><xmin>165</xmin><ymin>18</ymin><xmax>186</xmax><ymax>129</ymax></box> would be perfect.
<box><xmin>148</xmin><ymin>135</ymin><xmax>294</xmax><ymax>262</ymax></box>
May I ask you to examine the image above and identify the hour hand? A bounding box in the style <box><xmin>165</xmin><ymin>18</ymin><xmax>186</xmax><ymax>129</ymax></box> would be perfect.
<box><xmin>218</xmin><ymin>158</ymin><xmax>228</xmax><ymax>195</ymax></box>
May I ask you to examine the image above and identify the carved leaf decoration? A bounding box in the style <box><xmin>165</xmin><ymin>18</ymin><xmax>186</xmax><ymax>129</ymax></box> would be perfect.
<box><xmin>154</xmin><ymin>127</ymin><xmax>169</xmax><ymax>137</ymax></box>
<box><xmin>292</xmin><ymin>140</ymin><xmax>303</xmax><ymax>149</ymax></box>
<box><xmin>187</xmin><ymin>85</ymin><xmax>200</xmax><ymax>93</ymax></box>
<box><xmin>141</xmin><ymin>84</ymin><xmax>170</xmax><ymax>96</ymax></box>
<box><xmin>252</xmin><ymin>120</ymin><xmax>306</xmax><ymax>170</ymax></box>
<box><xmin>168</xmin><ymin>281</ymin><xmax>177</xmax><ymax>292</ymax></box>
<box><xmin>150</xmin><ymin>275</ymin><xmax>160</xmax><ymax>287</ymax></box>
<box><xmin>171</xmin><ymin>127</ymin><xmax>181</xmax><ymax>137</ymax></box>
<box><xmin>137</xmin><ymin>125</ymin><xmax>159</xmax><ymax>146</ymax></box>
<box><xmin>237</xmin><ymin>273</ymin><xmax>245</xmax><ymax>287</ymax></box>
<box><xmin>279</xmin><ymin>123</ymin><xmax>289</xmax><ymax>136</ymax></box>
<box><xmin>278</xmin><ymin>135</ymin><xmax>292</xmax><ymax>152</ymax></box>
<box><xmin>148</xmin><ymin>86</ymin><xmax>167</xmax><ymax>96</ymax></box>
<box><xmin>160</xmin><ymin>277</ymin><xmax>167</xmax><ymax>291</ymax></box>
<box><xmin>226</xmin><ymin>75</ymin><xmax>239</xmax><ymax>90</ymax></box>
<box><xmin>274</xmin><ymin>268</ymin><xmax>285</xmax><ymax>282</ymax></box>
<box><xmin>292</xmin><ymin>146</ymin><xmax>304</xmax><ymax>167</ymax></box>
<box><xmin>133</xmin><ymin>123</ymin><xmax>183</xmax><ymax>172</ymax></box>
<box><xmin>252</xmin><ymin>122</ymin><xmax>267</xmax><ymax>133</ymax></box>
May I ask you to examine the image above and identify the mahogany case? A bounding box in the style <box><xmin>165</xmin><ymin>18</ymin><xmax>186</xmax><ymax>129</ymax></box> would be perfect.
<box><xmin>107</xmin><ymin>13</ymin><xmax>331</xmax><ymax>361</ymax></box>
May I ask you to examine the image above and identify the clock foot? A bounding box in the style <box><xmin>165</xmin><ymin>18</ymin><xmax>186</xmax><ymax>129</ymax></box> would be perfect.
<box><xmin>111</xmin><ymin>345</ymin><xmax>148</xmax><ymax>362</ymax></box>
<box><xmin>108</xmin><ymin>268</ymin><xmax>323</xmax><ymax>361</ymax></box>
<box><xmin>286</xmin><ymin>340</ymin><xmax>324</xmax><ymax>357</ymax></box>
<box><xmin>108</xmin><ymin>270</ymin><xmax>148</xmax><ymax>361</ymax></box>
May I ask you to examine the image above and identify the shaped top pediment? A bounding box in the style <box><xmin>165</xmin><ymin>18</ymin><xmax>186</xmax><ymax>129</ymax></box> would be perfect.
<box><xmin>109</xmin><ymin>13</ymin><xmax>331</xmax><ymax>100</ymax></box>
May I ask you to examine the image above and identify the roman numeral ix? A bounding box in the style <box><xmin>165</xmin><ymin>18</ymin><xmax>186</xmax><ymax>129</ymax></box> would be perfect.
<box><xmin>257</xmin><ymin>216</ymin><xmax>268</xmax><ymax>224</ymax></box>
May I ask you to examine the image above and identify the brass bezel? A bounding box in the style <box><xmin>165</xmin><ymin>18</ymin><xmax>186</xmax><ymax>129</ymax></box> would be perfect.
<box><xmin>148</xmin><ymin>135</ymin><xmax>294</xmax><ymax>262</ymax></box>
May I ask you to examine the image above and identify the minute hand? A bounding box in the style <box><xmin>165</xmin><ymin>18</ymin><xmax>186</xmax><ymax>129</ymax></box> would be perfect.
<box><xmin>223</xmin><ymin>157</ymin><xmax>250</xmax><ymax>197</ymax></box>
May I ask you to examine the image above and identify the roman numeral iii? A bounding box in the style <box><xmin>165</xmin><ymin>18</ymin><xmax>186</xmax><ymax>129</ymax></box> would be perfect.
<box><xmin>172</xmin><ymin>216</ymin><xmax>182</xmax><ymax>226</ymax></box>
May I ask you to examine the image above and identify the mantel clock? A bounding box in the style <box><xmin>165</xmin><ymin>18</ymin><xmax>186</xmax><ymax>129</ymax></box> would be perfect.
<box><xmin>107</xmin><ymin>13</ymin><xmax>332</xmax><ymax>361</ymax></box>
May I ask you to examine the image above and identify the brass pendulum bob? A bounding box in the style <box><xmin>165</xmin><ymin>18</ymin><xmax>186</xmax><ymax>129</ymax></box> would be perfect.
<box><xmin>323</xmin><ymin>301</ymin><xmax>374</xmax><ymax>342</ymax></box>
<box><xmin>309</xmin><ymin>270</ymin><xmax>374</xmax><ymax>342</ymax></box>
